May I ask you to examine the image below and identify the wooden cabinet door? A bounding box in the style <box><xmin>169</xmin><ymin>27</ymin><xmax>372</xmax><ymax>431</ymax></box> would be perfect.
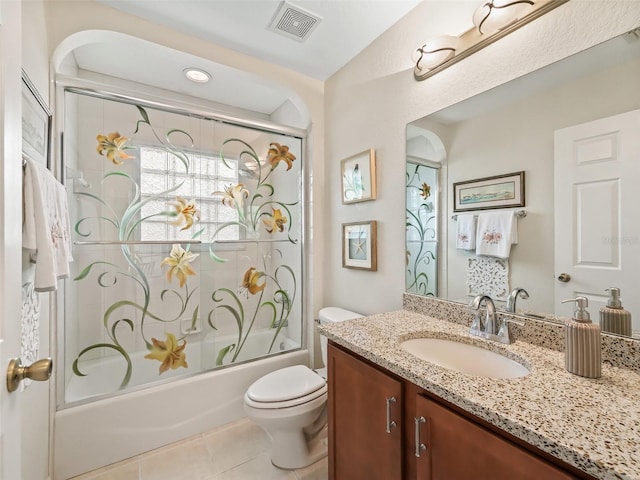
<box><xmin>328</xmin><ymin>344</ymin><xmax>403</xmax><ymax>480</ymax></box>
<box><xmin>415</xmin><ymin>395</ymin><xmax>578</xmax><ymax>480</ymax></box>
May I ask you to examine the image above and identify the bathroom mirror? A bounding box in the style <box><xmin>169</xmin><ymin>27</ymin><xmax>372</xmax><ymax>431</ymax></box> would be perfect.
<box><xmin>406</xmin><ymin>30</ymin><xmax>640</xmax><ymax>337</ymax></box>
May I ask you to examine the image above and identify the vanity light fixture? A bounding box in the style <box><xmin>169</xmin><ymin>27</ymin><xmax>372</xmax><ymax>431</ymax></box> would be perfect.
<box><xmin>413</xmin><ymin>0</ymin><xmax>568</xmax><ymax>82</ymax></box>
<box><xmin>473</xmin><ymin>0</ymin><xmax>535</xmax><ymax>35</ymax></box>
<box><xmin>183</xmin><ymin>68</ymin><xmax>211</xmax><ymax>84</ymax></box>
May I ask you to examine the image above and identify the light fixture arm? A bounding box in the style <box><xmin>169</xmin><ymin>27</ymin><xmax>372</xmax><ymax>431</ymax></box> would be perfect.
<box><xmin>476</xmin><ymin>0</ymin><xmax>535</xmax><ymax>35</ymax></box>
<box><xmin>415</xmin><ymin>45</ymin><xmax>457</xmax><ymax>72</ymax></box>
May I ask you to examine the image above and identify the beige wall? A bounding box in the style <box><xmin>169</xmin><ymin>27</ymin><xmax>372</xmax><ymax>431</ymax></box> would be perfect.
<box><xmin>324</xmin><ymin>1</ymin><xmax>640</xmax><ymax>316</ymax></box>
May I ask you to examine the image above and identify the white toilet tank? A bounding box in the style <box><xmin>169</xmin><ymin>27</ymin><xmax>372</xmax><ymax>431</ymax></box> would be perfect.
<box><xmin>318</xmin><ymin>307</ymin><xmax>363</xmax><ymax>370</ymax></box>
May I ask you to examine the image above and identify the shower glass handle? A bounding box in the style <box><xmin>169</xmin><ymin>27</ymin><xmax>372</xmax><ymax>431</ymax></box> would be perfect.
<box><xmin>414</xmin><ymin>416</ymin><xmax>427</xmax><ymax>457</ymax></box>
<box><xmin>385</xmin><ymin>396</ymin><xmax>397</xmax><ymax>433</ymax></box>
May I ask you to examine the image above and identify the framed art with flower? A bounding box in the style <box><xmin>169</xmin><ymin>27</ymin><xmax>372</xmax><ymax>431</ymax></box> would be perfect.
<box><xmin>342</xmin><ymin>221</ymin><xmax>377</xmax><ymax>271</ymax></box>
<box><xmin>21</xmin><ymin>70</ymin><xmax>52</xmax><ymax>169</ymax></box>
<box><xmin>340</xmin><ymin>149</ymin><xmax>376</xmax><ymax>204</ymax></box>
<box><xmin>453</xmin><ymin>171</ymin><xmax>525</xmax><ymax>212</ymax></box>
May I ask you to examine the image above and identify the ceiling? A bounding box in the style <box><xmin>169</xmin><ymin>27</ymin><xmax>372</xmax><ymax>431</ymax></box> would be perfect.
<box><xmin>73</xmin><ymin>0</ymin><xmax>424</xmax><ymax>118</ymax></box>
<box><xmin>67</xmin><ymin>1</ymin><xmax>481</xmax><ymax>118</ymax></box>
<box><xmin>97</xmin><ymin>0</ymin><xmax>423</xmax><ymax>81</ymax></box>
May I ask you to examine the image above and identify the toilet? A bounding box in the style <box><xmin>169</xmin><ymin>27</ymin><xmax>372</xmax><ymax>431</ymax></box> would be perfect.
<box><xmin>243</xmin><ymin>307</ymin><xmax>363</xmax><ymax>469</ymax></box>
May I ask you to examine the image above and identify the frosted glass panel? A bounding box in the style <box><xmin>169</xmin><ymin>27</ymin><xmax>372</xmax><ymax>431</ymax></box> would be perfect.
<box><xmin>406</xmin><ymin>162</ymin><xmax>439</xmax><ymax>296</ymax></box>
<box><xmin>63</xmin><ymin>90</ymin><xmax>304</xmax><ymax>406</ymax></box>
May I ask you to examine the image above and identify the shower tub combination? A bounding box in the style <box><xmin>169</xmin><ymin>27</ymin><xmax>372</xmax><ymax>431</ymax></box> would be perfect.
<box><xmin>55</xmin><ymin>337</ymin><xmax>307</xmax><ymax>479</ymax></box>
<box><xmin>55</xmin><ymin>86</ymin><xmax>308</xmax><ymax>479</ymax></box>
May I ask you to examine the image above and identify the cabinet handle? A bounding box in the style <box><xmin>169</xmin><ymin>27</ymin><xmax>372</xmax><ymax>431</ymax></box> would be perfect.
<box><xmin>414</xmin><ymin>416</ymin><xmax>427</xmax><ymax>457</ymax></box>
<box><xmin>385</xmin><ymin>396</ymin><xmax>397</xmax><ymax>433</ymax></box>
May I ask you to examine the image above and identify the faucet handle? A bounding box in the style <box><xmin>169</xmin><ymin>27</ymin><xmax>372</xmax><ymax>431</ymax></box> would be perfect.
<box><xmin>470</xmin><ymin>311</ymin><xmax>483</xmax><ymax>331</ymax></box>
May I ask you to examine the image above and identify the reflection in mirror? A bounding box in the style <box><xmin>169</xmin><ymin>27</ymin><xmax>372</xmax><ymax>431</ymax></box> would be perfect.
<box><xmin>405</xmin><ymin>126</ymin><xmax>447</xmax><ymax>297</ymax></box>
<box><xmin>405</xmin><ymin>30</ymin><xmax>640</xmax><ymax>338</ymax></box>
<box><xmin>406</xmin><ymin>162</ymin><xmax>438</xmax><ymax>296</ymax></box>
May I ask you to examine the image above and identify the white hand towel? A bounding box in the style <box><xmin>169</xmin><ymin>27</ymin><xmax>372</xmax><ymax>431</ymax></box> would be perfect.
<box><xmin>456</xmin><ymin>214</ymin><xmax>477</xmax><ymax>250</ymax></box>
<box><xmin>475</xmin><ymin>211</ymin><xmax>517</xmax><ymax>259</ymax></box>
<box><xmin>23</xmin><ymin>157</ymin><xmax>73</xmax><ymax>291</ymax></box>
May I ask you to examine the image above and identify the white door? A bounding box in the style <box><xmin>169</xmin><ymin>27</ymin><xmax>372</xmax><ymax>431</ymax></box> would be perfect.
<box><xmin>1</xmin><ymin>2</ymin><xmax>52</xmax><ymax>478</ymax></box>
<box><xmin>554</xmin><ymin>109</ymin><xmax>640</xmax><ymax>323</ymax></box>
<box><xmin>1</xmin><ymin>0</ymin><xmax>27</xmax><ymax>477</ymax></box>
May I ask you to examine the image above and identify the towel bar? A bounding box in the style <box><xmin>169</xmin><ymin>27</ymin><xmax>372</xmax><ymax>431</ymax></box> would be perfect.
<box><xmin>74</xmin><ymin>240</ymin><xmax>203</xmax><ymax>245</ymax></box>
<box><xmin>452</xmin><ymin>210</ymin><xmax>527</xmax><ymax>221</ymax></box>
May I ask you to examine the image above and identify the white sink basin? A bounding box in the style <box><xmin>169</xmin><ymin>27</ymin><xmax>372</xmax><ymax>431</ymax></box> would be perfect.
<box><xmin>401</xmin><ymin>338</ymin><xmax>530</xmax><ymax>379</ymax></box>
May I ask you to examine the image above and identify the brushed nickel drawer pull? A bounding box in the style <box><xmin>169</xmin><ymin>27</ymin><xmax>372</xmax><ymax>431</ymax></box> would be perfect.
<box><xmin>385</xmin><ymin>396</ymin><xmax>397</xmax><ymax>433</ymax></box>
<box><xmin>415</xmin><ymin>416</ymin><xmax>427</xmax><ymax>457</ymax></box>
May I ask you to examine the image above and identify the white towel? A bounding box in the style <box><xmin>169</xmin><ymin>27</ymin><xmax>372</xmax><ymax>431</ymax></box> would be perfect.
<box><xmin>456</xmin><ymin>214</ymin><xmax>477</xmax><ymax>250</ymax></box>
<box><xmin>23</xmin><ymin>157</ymin><xmax>73</xmax><ymax>291</ymax></box>
<box><xmin>475</xmin><ymin>211</ymin><xmax>518</xmax><ymax>259</ymax></box>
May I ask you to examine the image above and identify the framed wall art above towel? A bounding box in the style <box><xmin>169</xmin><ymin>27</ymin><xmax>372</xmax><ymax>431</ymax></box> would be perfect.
<box><xmin>21</xmin><ymin>70</ymin><xmax>52</xmax><ymax>170</ymax></box>
<box><xmin>453</xmin><ymin>171</ymin><xmax>525</xmax><ymax>212</ymax></box>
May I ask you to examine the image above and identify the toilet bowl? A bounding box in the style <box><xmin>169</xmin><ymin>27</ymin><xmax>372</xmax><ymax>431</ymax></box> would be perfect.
<box><xmin>243</xmin><ymin>307</ymin><xmax>363</xmax><ymax>469</ymax></box>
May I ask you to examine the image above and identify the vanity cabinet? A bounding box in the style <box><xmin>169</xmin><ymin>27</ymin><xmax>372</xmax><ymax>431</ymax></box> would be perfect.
<box><xmin>328</xmin><ymin>342</ymin><xmax>594</xmax><ymax>480</ymax></box>
<box><xmin>327</xmin><ymin>342</ymin><xmax>403</xmax><ymax>480</ymax></box>
<box><xmin>413</xmin><ymin>394</ymin><xmax>577</xmax><ymax>479</ymax></box>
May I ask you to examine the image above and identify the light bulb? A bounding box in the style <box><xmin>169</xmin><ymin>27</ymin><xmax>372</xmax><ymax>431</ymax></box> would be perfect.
<box><xmin>183</xmin><ymin>68</ymin><xmax>211</xmax><ymax>84</ymax></box>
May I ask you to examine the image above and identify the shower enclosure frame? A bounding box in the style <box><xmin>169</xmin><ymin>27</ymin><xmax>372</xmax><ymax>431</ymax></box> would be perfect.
<box><xmin>54</xmin><ymin>75</ymin><xmax>311</xmax><ymax>409</ymax></box>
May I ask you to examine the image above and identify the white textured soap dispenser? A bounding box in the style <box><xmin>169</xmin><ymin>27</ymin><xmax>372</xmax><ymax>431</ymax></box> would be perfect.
<box><xmin>561</xmin><ymin>296</ymin><xmax>601</xmax><ymax>379</ymax></box>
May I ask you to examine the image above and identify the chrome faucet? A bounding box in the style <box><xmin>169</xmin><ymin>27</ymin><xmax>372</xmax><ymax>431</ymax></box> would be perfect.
<box><xmin>468</xmin><ymin>294</ymin><xmax>516</xmax><ymax>344</ymax></box>
<box><xmin>469</xmin><ymin>295</ymin><xmax>497</xmax><ymax>335</ymax></box>
<box><xmin>506</xmin><ymin>288</ymin><xmax>529</xmax><ymax>313</ymax></box>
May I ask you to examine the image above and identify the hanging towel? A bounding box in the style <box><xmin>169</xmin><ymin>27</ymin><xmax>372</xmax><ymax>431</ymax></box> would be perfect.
<box><xmin>475</xmin><ymin>211</ymin><xmax>518</xmax><ymax>259</ymax></box>
<box><xmin>456</xmin><ymin>214</ymin><xmax>477</xmax><ymax>250</ymax></box>
<box><xmin>23</xmin><ymin>157</ymin><xmax>73</xmax><ymax>291</ymax></box>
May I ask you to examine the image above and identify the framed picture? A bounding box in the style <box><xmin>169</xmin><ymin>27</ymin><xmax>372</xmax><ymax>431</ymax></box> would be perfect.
<box><xmin>21</xmin><ymin>70</ymin><xmax>52</xmax><ymax>169</ymax></box>
<box><xmin>342</xmin><ymin>221</ymin><xmax>377</xmax><ymax>271</ymax></box>
<box><xmin>340</xmin><ymin>149</ymin><xmax>376</xmax><ymax>204</ymax></box>
<box><xmin>453</xmin><ymin>171</ymin><xmax>525</xmax><ymax>212</ymax></box>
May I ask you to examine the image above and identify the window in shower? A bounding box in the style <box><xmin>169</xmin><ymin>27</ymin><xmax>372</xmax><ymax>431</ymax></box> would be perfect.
<box><xmin>62</xmin><ymin>89</ymin><xmax>304</xmax><ymax>406</ymax></box>
<box><xmin>139</xmin><ymin>147</ymin><xmax>241</xmax><ymax>242</ymax></box>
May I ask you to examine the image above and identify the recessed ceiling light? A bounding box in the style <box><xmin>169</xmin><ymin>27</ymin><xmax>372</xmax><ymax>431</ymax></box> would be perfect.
<box><xmin>183</xmin><ymin>68</ymin><xmax>211</xmax><ymax>84</ymax></box>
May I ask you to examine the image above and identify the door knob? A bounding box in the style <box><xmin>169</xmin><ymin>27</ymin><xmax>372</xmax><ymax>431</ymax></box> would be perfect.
<box><xmin>6</xmin><ymin>357</ymin><xmax>52</xmax><ymax>393</ymax></box>
<box><xmin>557</xmin><ymin>273</ymin><xmax>571</xmax><ymax>283</ymax></box>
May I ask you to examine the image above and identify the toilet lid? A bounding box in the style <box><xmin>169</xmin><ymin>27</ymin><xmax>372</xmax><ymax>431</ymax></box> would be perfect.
<box><xmin>247</xmin><ymin>365</ymin><xmax>325</xmax><ymax>403</ymax></box>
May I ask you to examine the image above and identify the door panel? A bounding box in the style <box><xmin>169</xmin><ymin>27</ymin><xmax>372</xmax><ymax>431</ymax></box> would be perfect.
<box><xmin>415</xmin><ymin>395</ymin><xmax>577</xmax><ymax>480</ymax></box>
<box><xmin>1</xmin><ymin>0</ymin><xmax>26</xmax><ymax>477</ymax></box>
<box><xmin>554</xmin><ymin>109</ymin><xmax>640</xmax><ymax>318</ymax></box>
<box><xmin>328</xmin><ymin>344</ymin><xmax>403</xmax><ymax>480</ymax></box>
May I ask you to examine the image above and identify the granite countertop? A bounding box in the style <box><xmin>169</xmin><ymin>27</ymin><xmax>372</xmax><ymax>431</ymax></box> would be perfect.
<box><xmin>319</xmin><ymin>309</ymin><xmax>640</xmax><ymax>480</ymax></box>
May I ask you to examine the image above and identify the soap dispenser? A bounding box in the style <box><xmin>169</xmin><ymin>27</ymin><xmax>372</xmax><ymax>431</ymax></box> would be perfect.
<box><xmin>599</xmin><ymin>287</ymin><xmax>632</xmax><ymax>336</ymax></box>
<box><xmin>561</xmin><ymin>297</ymin><xmax>601</xmax><ymax>379</ymax></box>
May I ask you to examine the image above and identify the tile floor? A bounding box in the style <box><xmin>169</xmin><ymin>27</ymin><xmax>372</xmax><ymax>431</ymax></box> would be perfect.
<box><xmin>70</xmin><ymin>418</ymin><xmax>328</xmax><ymax>480</ymax></box>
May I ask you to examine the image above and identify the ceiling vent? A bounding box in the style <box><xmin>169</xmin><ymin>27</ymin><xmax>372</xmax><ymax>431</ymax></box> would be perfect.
<box><xmin>268</xmin><ymin>1</ymin><xmax>322</xmax><ymax>42</ymax></box>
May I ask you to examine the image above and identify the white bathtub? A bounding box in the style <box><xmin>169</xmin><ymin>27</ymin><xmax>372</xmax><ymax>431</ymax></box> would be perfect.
<box><xmin>54</xmin><ymin>329</ymin><xmax>308</xmax><ymax>479</ymax></box>
<box><xmin>64</xmin><ymin>328</ymin><xmax>299</xmax><ymax>404</ymax></box>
